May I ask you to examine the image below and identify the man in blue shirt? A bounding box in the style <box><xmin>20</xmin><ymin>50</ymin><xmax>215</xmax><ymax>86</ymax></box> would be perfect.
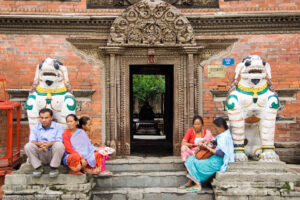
<box><xmin>24</xmin><ymin>108</ymin><xmax>65</xmax><ymax>178</ymax></box>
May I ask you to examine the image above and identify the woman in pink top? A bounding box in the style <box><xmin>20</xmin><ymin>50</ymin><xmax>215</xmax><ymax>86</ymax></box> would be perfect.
<box><xmin>181</xmin><ymin>115</ymin><xmax>213</xmax><ymax>161</ymax></box>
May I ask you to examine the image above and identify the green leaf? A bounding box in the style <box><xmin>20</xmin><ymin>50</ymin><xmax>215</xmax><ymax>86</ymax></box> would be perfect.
<box><xmin>133</xmin><ymin>75</ymin><xmax>165</xmax><ymax>104</ymax></box>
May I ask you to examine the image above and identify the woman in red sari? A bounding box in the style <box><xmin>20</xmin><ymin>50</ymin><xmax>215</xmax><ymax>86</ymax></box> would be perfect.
<box><xmin>62</xmin><ymin>114</ymin><xmax>103</xmax><ymax>175</ymax></box>
<box><xmin>181</xmin><ymin>115</ymin><xmax>213</xmax><ymax>161</ymax></box>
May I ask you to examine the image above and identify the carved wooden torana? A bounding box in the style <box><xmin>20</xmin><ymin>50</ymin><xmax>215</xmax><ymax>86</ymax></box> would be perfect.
<box><xmin>108</xmin><ymin>0</ymin><xmax>196</xmax><ymax>46</ymax></box>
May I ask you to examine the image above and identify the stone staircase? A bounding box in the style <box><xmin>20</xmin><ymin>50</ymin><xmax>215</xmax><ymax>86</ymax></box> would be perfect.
<box><xmin>92</xmin><ymin>156</ymin><xmax>214</xmax><ymax>200</ymax></box>
<box><xmin>212</xmin><ymin>161</ymin><xmax>300</xmax><ymax>200</ymax></box>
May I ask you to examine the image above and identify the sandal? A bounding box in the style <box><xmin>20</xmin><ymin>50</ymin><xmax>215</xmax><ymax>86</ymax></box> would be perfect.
<box><xmin>190</xmin><ymin>186</ymin><xmax>202</xmax><ymax>192</ymax></box>
<box><xmin>178</xmin><ymin>184</ymin><xmax>189</xmax><ymax>189</ymax></box>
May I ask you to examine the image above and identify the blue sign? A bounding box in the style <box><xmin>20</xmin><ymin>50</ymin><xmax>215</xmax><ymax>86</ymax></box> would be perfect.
<box><xmin>222</xmin><ymin>58</ymin><xmax>234</xmax><ymax>66</ymax></box>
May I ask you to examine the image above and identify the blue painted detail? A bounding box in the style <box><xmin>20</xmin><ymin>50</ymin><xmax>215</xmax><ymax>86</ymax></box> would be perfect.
<box><xmin>222</xmin><ymin>58</ymin><xmax>234</xmax><ymax>66</ymax></box>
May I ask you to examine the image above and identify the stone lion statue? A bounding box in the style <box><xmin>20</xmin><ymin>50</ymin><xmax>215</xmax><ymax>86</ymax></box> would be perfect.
<box><xmin>26</xmin><ymin>58</ymin><xmax>76</xmax><ymax>129</ymax></box>
<box><xmin>226</xmin><ymin>55</ymin><xmax>280</xmax><ymax>162</ymax></box>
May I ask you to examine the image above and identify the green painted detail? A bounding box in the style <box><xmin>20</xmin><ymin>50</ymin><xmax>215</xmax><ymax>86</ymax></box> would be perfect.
<box><xmin>226</xmin><ymin>95</ymin><xmax>238</xmax><ymax>110</ymax></box>
<box><xmin>268</xmin><ymin>95</ymin><xmax>279</xmax><ymax>109</ymax></box>
<box><xmin>64</xmin><ymin>95</ymin><xmax>76</xmax><ymax>111</ymax></box>
<box><xmin>236</xmin><ymin>85</ymin><xmax>269</xmax><ymax>96</ymax></box>
<box><xmin>46</xmin><ymin>99</ymin><xmax>52</xmax><ymax>104</ymax></box>
<box><xmin>253</xmin><ymin>98</ymin><xmax>258</xmax><ymax>103</ymax></box>
<box><xmin>258</xmin><ymin>86</ymin><xmax>269</xmax><ymax>95</ymax></box>
<box><xmin>26</xmin><ymin>95</ymin><xmax>36</xmax><ymax>110</ymax></box>
<box><xmin>35</xmin><ymin>90</ymin><xmax>68</xmax><ymax>96</ymax></box>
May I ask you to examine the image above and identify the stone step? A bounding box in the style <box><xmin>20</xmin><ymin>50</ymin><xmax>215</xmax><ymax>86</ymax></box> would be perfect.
<box><xmin>4</xmin><ymin>173</ymin><xmax>89</xmax><ymax>185</ymax></box>
<box><xmin>212</xmin><ymin>180</ymin><xmax>291</xmax><ymax>189</ymax></box>
<box><xmin>227</xmin><ymin>161</ymin><xmax>292</xmax><ymax>172</ymax></box>
<box><xmin>106</xmin><ymin>156</ymin><xmax>185</xmax><ymax>172</ymax></box>
<box><xmin>214</xmin><ymin>171</ymin><xmax>300</xmax><ymax>183</ymax></box>
<box><xmin>95</xmin><ymin>171</ymin><xmax>187</xmax><ymax>188</ymax></box>
<box><xmin>92</xmin><ymin>187</ymin><xmax>214</xmax><ymax>200</ymax></box>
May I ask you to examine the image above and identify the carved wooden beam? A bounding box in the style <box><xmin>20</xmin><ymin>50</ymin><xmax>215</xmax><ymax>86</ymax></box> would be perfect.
<box><xmin>0</xmin><ymin>13</ymin><xmax>299</xmax><ymax>35</ymax></box>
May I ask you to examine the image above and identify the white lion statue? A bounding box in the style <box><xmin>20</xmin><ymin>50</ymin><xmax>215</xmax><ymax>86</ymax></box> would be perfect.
<box><xmin>226</xmin><ymin>55</ymin><xmax>280</xmax><ymax>162</ymax></box>
<box><xmin>26</xmin><ymin>58</ymin><xmax>76</xmax><ymax>129</ymax></box>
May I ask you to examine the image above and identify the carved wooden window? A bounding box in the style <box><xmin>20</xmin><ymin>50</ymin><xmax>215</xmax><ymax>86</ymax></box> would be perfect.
<box><xmin>87</xmin><ymin>0</ymin><xmax>219</xmax><ymax>9</ymax></box>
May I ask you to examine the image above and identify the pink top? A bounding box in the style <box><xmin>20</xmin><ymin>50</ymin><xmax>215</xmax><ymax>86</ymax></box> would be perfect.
<box><xmin>183</xmin><ymin>128</ymin><xmax>213</xmax><ymax>144</ymax></box>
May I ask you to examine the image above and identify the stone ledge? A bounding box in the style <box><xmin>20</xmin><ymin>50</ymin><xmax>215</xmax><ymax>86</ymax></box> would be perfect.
<box><xmin>15</xmin><ymin>163</ymin><xmax>68</xmax><ymax>174</ymax></box>
<box><xmin>4</xmin><ymin>173</ymin><xmax>89</xmax><ymax>185</ymax></box>
<box><xmin>107</xmin><ymin>156</ymin><xmax>183</xmax><ymax>164</ymax></box>
<box><xmin>275</xmin><ymin>142</ymin><xmax>300</xmax><ymax>148</ymax></box>
<box><xmin>93</xmin><ymin>187</ymin><xmax>213</xmax><ymax>194</ymax></box>
<box><xmin>6</xmin><ymin>88</ymin><xmax>96</xmax><ymax>101</ymax></box>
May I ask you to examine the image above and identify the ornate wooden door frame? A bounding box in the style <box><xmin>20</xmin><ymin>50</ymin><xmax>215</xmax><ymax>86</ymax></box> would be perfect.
<box><xmin>100</xmin><ymin>47</ymin><xmax>204</xmax><ymax>155</ymax></box>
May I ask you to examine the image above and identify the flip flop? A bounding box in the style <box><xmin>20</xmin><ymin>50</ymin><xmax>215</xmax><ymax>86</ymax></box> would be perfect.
<box><xmin>190</xmin><ymin>187</ymin><xmax>202</xmax><ymax>193</ymax></box>
<box><xmin>178</xmin><ymin>184</ymin><xmax>189</xmax><ymax>189</ymax></box>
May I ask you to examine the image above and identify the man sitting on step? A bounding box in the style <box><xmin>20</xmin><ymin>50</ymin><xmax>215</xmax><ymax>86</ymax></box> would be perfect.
<box><xmin>24</xmin><ymin>108</ymin><xmax>65</xmax><ymax>178</ymax></box>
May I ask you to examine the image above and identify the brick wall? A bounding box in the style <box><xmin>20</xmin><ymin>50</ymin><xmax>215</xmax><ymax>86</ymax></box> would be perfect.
<box><xmin>201</xmin><ymin>34</ymin><xmax>300</xmax><ymax>142</ymax></box>
<box><xmin>0</xmin><ymin>0</ymin><xmax>299</xmax><ymax>151</ymax></box>
<box><xmin>0</xmin><ymin>34</ymin><xmax>103</xmax><ymax>147</ymax></box>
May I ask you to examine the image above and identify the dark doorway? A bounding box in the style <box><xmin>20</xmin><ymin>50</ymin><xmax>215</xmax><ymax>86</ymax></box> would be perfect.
<box><xmin>130</xmin><ymin>65</ymin><xmax>173</xmax><ymax>156</ymax></box>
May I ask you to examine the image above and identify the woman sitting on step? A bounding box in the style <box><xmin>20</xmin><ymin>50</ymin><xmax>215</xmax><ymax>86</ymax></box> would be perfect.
<box><xmin>78</xmin><ymin>116</ymin><xmax>113</xmax><ymax>176</ymax></box>
<box><xmin>181</xmin><ymin>115</ymin><xmax>213</xmax><ymax>161</ymax></box>
<box><xmin>62</xmin><ymin>114</ymin><xmax>109</xmax><ymax>175</ymax></box>
<box><xmin>180</xmin><ymin>117</ymin><xmax>234</xmax><ymax>191</ymax></box>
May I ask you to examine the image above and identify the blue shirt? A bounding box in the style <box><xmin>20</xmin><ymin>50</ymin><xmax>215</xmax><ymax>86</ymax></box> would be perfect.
<box><xmin>29</xmin><ymin>121</ymin><xmax>64</xmax><ymax>143</ymax></box>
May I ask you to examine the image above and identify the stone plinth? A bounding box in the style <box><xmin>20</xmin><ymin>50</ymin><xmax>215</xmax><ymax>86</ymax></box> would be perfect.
<box><xmin>275</xmin><ymin>142</ymin><xmax>300</xmax><ymax>164</ymax></box>
<box><xmin>2</xmin><ymin>163</ymin><xmax>95</xmax><ymax>200</ymax></box>
<box><xmin>212</xmin><ymin>161</ymin><xmax>300</xmax><ymax>200</ymax></box>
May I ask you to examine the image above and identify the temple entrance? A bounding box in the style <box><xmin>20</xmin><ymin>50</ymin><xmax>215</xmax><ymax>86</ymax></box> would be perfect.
<box><xmin>130</xmin><ymin>65</ymin><xmax>173</xmax><ymax>156</ymax></box>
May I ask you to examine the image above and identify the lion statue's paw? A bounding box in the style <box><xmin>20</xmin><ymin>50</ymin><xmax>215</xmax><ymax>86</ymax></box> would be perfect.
<box><xmin>259</xmin><ymin>150</ymin><xmax>280</xmax><ymax>162</ymax></box>
<box><xmin>234</xmin><ymin>152</ymin><xmax>248</xmax><ymax>162</ymax></box>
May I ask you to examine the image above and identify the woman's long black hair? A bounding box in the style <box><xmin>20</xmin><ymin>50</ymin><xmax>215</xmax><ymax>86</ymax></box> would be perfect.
<box><xmin>213</xmin><ymin>117</ymin><xmax>228</xmax><ymax>130</ymax></box>
<box><xmin>78</xmin><ymin>116</ymin><xmax>90</xmax><ymax>129</ymax></box>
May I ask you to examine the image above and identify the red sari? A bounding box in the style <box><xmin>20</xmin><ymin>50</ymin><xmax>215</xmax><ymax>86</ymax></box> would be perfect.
<box><xmin>63</xmin><ymin>128</ymin><xmax>103</xmax><ymax>174</ymax></box>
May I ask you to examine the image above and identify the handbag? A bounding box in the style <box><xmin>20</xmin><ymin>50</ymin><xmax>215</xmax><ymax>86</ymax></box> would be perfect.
<box><xmin>195</xmin><ymin>142</ymin><xmax>216</xmax><ymax>160</ymax></box>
